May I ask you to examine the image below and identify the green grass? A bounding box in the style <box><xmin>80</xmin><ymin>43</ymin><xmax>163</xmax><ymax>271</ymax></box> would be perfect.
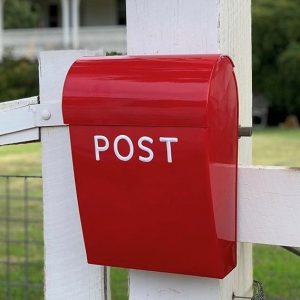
<box><xmin>0</xmin><ymin>128</ymin><xmax>300</xmax><ymax>299</ymax></box>
<box><xmin>253</xmin><ymin>128</ymin><xmax>300</xmax><ymax>167</ymax></box>
<box><xmin>253</xmin><ymin>245</ymin><xmax>300</xmax><ymax>300</ymax></box>
<box><xmin>0</xmin><ymin>144</ymin><xmax>41</xmax><ymax>299</ymax></box>
<box><xmin>111</xmin><ymin>268</ymin><xmax>128</xmax><ymax>300</ymax></box>
<box><xmin>0</xmin><ymin>143</ymin><xmax>43</xmax><ymax>299</ymax></box>
<box><xmin>0</xmin><ymin>143</ymin><xmax>41</xmax><ymax>175</ymax></box>
<box><xmin>0</xmin><ymin>177</ymin><xmax>43</xmax><ymax>298</ymax></box>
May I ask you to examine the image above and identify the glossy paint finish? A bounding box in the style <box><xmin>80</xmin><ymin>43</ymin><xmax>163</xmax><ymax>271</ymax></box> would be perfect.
<box><xmin>62</xmin><ymin>55</ymin><xmax>238</xmax><ymax>279</ymax></box>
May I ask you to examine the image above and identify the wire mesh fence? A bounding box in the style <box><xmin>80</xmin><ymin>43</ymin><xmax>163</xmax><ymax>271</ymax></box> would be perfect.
<box><xmin>0</xmin><ymin>175</ymin><xmax>44</xmax><ymax>300</ymax></box>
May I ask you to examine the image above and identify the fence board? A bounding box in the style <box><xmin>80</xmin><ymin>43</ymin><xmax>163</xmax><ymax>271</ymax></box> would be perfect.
<box><xmin>0</xmin><ymin>97</ymin><xmax>39</xmax><ymax>145</ymax></box>
<box><xmin>238</xmin><ymin>166</ymin><xmax>300</xmax><ymax>246</ymax></box>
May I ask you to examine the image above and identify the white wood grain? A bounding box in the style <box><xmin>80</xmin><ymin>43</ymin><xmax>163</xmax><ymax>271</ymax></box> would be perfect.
<box><xmin>219</xmin><ymin>0</ymin><xmax>253</xmax><ymax>129</ymax></box>
<box><xmin>0</xmin><ymin>128</ymin><xmax>39</xmax><ymax>146</ymax></box>
<box><xmin>129</xmin><ymin>270</ymin><xmax>222</xmax><ymax>300</ymax></box>
<box><xmin>0</xmin><ymin>105</ymin><xmax>36</xmax><ymax>136</ymax></box>
<box><xmin>0</xmin><ymin>97</ymin><xmax>39</xmax><ymax>145</ymax></box>
<box><xmin>238</xmin><ymin>166</ymin><xmax>300</xmax><ymax>247</ymax></box>
<box><xmin>127</xmin><ymin>0</ymin><xmax>219</xmax><ymax>55</ymax></box>
<box><xmin>126</xmin><ymin>0</ymin><xmax>253</xmax><ymax>299</ymax></box>
<box><xmin>40</xmin><ymin>50</ymin><xmax>109</xmax><ymax>300</ymax></box>
<box><xmin>0</xmin><ymin>96</ymin><xmax>38</xmax><ymax>111</ymax></box>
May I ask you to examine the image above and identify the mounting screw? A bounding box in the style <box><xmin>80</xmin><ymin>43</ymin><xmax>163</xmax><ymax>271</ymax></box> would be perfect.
<box><xmin>239</xmin><ymin>126</ymin><xmax>252</xmax><ymax>138</ymax></box>
<box><xmin>41</xmin><ymin>109</ymin><xmax>51</xmax><ymax>121</ymax></box>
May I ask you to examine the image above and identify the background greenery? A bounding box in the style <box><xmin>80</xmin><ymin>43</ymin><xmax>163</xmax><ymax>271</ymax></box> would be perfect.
<box><xmin>252</xmin><ymin>0</ymin><xmax>300</xmax><ymax>117</ymax></box>
<box><xmin>4</xmin><ymin>0</ymin><xmax>41</xmax><ymax>29</ymax></box>
<box><xmin>0</xmin><ymin>57</ymin><xmax>38</xmax><ymax>102</ymax></box>
<box><xmin>0</xmin><ymin>128</ymin><xmax>300</xmax><ymax>300</ymax></box>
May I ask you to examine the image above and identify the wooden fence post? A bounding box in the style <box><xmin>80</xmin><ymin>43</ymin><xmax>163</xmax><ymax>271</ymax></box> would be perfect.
<box><xmin>39</xmin><ymin>50</ymin><xmax>110</xmax><ymax>300</ymax></box>
<box><xmin>126</xmin><ymin>1</ymin><xmax>253</xmax><ymax>299</ymax></box>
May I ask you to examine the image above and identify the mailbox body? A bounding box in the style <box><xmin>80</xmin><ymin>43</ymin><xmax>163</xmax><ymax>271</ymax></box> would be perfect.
<box><xmin>62</xmin><ymin>55</ymin><xmax>238</xmax><ymax>279</ymax></box>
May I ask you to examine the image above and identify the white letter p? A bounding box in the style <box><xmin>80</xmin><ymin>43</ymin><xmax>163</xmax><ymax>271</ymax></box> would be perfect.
<box><xmin>94</xmin><ymin>135</ymin><xmax>109</xmax><ymax>161</ymax></box>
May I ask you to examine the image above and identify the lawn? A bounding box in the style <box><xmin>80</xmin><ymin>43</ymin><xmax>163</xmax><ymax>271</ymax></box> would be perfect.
<box><xmin>0</xmin><ymin>143</ymin><xmax>43</xmax><ymax>299</ymax></box>
<box><xmin>253</xmin><ymin>128</ymin><xmax>300</xmax><ymax>167</ymax></box>
<box><xmin>0</xmin><ymin>128</ymin><xmax>299</xmax><ymax>299</ymax></box>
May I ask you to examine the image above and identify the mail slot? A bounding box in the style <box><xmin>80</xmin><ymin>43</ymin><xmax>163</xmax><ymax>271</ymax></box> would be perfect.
<box><xmin>62</xmin><ymin>55</ymin><xmax>238</xmax><ymax>279</ymax></box>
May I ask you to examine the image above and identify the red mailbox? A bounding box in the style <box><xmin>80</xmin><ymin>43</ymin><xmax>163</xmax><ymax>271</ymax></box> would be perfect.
<box><xmin>62</xmin><ymin>55</ymin><xmax>238</xmax><ymax>279</ymax></box>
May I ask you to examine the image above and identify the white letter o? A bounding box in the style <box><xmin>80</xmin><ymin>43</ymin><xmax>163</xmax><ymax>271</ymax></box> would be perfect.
<box><xmin>114</xmin><ymin>135</ymin><xmax>134</xmax><ymax>161</ymax></box>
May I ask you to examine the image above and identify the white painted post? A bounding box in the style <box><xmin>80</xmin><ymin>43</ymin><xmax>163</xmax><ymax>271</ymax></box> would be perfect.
<box><xmin>0</xmin><ymin>0</ymin><xmax>4</xmax><ymax>61</ymax></box>
<box><xmin>61</xmin><ymin>0</ymin><xmax>70</xmax><ymax>48</ymax></box>
<box><xmin>71</xmin><ymin>0</ymin><xmax>80</xmax><ymax>49</ymax></box>
<box><xmin>39</xmin><ymin>50</ymin><xmax>109</xmax><ymax>300</ymax></box>
<box><xmin>126</xmin><ymin>1</ymin><xmax>252</xmax><ymax>299</ymax></box>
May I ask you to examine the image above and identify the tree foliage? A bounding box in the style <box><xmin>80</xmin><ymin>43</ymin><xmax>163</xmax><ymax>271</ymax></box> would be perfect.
<box><xmin>0</xmin><ymin>56</ymin><xmax>38</xmax><ymax>102</ymax></box>
<box><xmin>253</xmin><ymin>0</ymin><xmax>300</xmax><ymax>114</ymax></box>
<box><xmin>4</xmin><ymin>0</ymin><xmax>41</xmax><ymax>29</ymax></box>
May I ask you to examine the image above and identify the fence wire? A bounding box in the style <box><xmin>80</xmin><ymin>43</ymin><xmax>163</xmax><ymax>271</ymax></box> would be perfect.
<box><xmin>0</xmin><ymin>175</ymin><xmax>44</xmax><ymax>300</ymax></box>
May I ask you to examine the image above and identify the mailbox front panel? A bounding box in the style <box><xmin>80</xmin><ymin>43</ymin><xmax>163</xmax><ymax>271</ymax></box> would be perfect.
<box><xmin>63</xmin><ymin>55</ymin><xmax>238</xmax><ymax>279</ymax></box>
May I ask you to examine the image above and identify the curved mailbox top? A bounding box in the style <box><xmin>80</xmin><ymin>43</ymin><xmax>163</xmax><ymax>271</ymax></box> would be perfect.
<box><xmin>63</xmin><ymin>55</ymin><xmax>237</xmax><ymax>128</ymax></box>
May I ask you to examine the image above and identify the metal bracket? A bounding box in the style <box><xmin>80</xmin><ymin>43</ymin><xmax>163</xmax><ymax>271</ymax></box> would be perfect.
<box><xmin>0</xmin><ymin>97</ymin><xmax>65</xmax><ymax>146</ymax></box>
<box><xmin>0</xmin><ymin>97</ymin><xmax>65</xmax><ymax>137</ymax></box>
<box><xmin>35</xmin><ymin>102</ymin><xmax>65</xmax><ymax>128</ymax></box>
<box><xmin>239</xmin><ymin>126</ymin><xmax>252</xmax><ymax>138</ymax></box>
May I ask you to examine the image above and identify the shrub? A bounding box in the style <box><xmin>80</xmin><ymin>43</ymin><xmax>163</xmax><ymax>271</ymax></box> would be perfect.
<box><xmin>0</xmin><ymin>56</ymin><xmax>38</xmax><ymax>102</ymax></box>
<box><xmin>253</xmin><ymin>0</ymin><xmax>300</xmax><ymax>115</ymax></box>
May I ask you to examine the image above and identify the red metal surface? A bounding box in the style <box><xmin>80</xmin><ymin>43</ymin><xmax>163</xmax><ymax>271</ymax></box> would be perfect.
<box><xmin>62</xmin><ymin>55</ymin><xmax>238</xmax><ymax>279</ymax></box>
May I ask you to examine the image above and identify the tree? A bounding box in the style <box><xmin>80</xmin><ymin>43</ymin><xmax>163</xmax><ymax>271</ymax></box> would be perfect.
<box><xmin>4</xmin><ymin>0</ymin><xmax>41</xmax><ymax>29</ymax></box>
<box><xmin>252</xmin><ymin>0</ymin><xmax>300</xmax><ymax>115</ymax></box>
<box><xmin>0</xmin><ymin>56</ymin><xmax>38</xmax><ymax>102</ymax></box>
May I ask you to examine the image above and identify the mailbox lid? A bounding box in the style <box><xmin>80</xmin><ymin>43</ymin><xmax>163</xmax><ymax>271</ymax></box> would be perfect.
<box><xmin>63</xmin><ymin>55</ymin><xmax>235</xmax><ymax>128</ymax></box>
